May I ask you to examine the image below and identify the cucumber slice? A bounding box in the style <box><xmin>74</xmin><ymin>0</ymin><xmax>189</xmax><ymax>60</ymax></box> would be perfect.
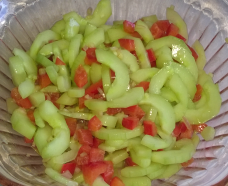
<box><xmin>56</xmin><ymin>92</ymin><xmax>78</xmax><ymax>106</ymax></box>
<box><xmin>130</xmin><ymin>68</ymin><xmax>159</xmax><ymax>83</ymax></box>
<box><xmin>92</xmin><ymin>176</ymin><xmax>109</xmax><ymax>186</ymax></box>
<box><xmin>34</xmin><ymin>109</ymin><xmax>45</xmax><ymax>128</ymax></box>
<box><xmin>18</xmin><ymin>79</ymin><xmax>35</xmax><ymax>99</ymax></box>
<box><xmin>29</xmin><ymin>92</ymin><xmax>45</xmax><ymax>107</ymax></box>
<box><xmin>192</xmin><ymin>40</ymin><xmax>206</xmax><ymax>70</ymax></box>
<box><xmin>130</xmin><ymin>150</ymin><xmax>151</xmax><ymax>168</ymax></box>
<box><xmin>51</xmin><ymin>20</ymin><xmax>66</xmax><ymax>35</ymax></box>
<box><xmin>121</xmin><ymin>166</ymin><xmax>147</xmax><ymax>178</ymax></box>
<box><xmin>90</xmin><ymin>63</ymin><xmax>102</xmax><ymax>83</ymax></box>
<box><xmin>201</xmin><ymin>126</ymin><xmax>215</xmax><ymax>141</ymax></box>
<box><xmin>132</xmin><ymin>144</ymin><xmax>152</xmax><ymax>159</ymax></box>
<box><xmin>135</xmin><ymin>20</ymin><xmax>154</xmax><ymax>43</ymax></box>
<box><xmin>120</xmin><ymin>176</ymin><xmax>151</xmax><ymax>186</ymax></box>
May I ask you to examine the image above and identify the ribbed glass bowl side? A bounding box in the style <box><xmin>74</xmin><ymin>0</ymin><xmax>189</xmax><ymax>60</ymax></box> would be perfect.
<box><xmin>0</xmin><ymin>0</ymin><xmax>228</xmax><ymax>185</ymax></box>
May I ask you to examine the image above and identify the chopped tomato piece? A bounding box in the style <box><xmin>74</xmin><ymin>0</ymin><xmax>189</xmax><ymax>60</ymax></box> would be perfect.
<box><xmin>88</xmin><ymin>116</ymin><xmax>102</xmax><ymax>132</ymax></box>
<box><xmin>143</xmin><ymin>120</ymin><xmax>157</xmax><ymax>136</ymax></box>
<box><xmin>110</xmin><ymin>69</ymin><xmax>116</xmax><ymax>80</ymax></box>
<box><xmin>61</xmin><ymin>162</ymin><xmax>77</xmax><ymax>175</ymax></box>
<box><xmin>27</xmin><ymin>110</ymin><xmax>35</xmax><ymax>122</ymax></box>
<box><xmin>11</xmin><ymin>87</ymin><xmax>22</xmax><ymax>101</ymax></box>
<box><xmin>176</xmin><ymin>34</ymin><xmax>186</xmax><ymax>42</ymax></box>
<box><xmin>156</xmin><ymin>20</ymin><xmax>170</xmax><ymax>33</ymax></box>
<box><xmin>24</xmin><ymin>137</ymin><xmax>34</xmax><ymax>144</ymax></box>
<box><xmin>110</xmin><ymin>177</ymin><xmax>125</xmax><ymax>186</ymax></box>
<box><xmin>181</xmin><ymin>157</ymin><xmax>194</xmax><ymax>167</ymax></box>
<box><xmin>106</xmin><ymin>108</ymin><xmax>122</xmax><ymax>115</ymax></box>
<box><xmin>167</xmin><ymin>23</ymin><xmax>179</xmax><ymax>36</ymax></box>
<box><xmin>93</xmin><ymin>138</ymin><xmax>104</xmax><ymax>148</ymax></box>
<box><xmin>82</xmin><ymin>162</ymin><xmax>108</xmax><ymax>186</ymax></box>
<box><xmin>130</xmin><ymin>51</ymin><xmax>138</xmax><ymax>59</ymax></box>
<box><xmin>122</xmin><ymin>105</ymin><xmax>145</xmax><ymax>119</ymax></box>
<box><xmin>150</xmin><ymin>20</ymin><xmax>170</xmax><ymax>39</ymax></box>
<box><xmin>125</xmin><ymin>157</ymin><xmax>137</xmax><ymax>166</ymax></box>
<box><xmin>39</xmin><ymin>73</ymin><xmax>51</xmax><ymax>88</ymax></box>
<box><xmin>192</xmin><ymin>123</ymin><xmax>208</xmax><ymax>133</ymax></box>
<box><xmin>86</xmin><ymin>48</ymin><xmax>97</xmax><ymax>61</ymax></box>
<box><xmin>118</xmin><ymin>39</ymin><xmax>135</xmax><ymax>52</ymax></box>
<box><xmin>187</xmin><ymin>45</ymin><xmax>198</xmax><ymax>61</ymax></box>
<box><xmin>85</xmin><ymin>79</ymin><xmax>103</xmax><ymax>96</ymax></box>
<box><xmin>135</xmin><ymin>81</ymin><xmax>150</xmax><ymax>92</ymax></box>
<box><xmin>172</xmin><ymin>122</ymin><xmax>187</xmax><ymax>137</ymax></box>
<box><xmin>79</xmin><ymin>96</ymin><xmax>86</xmax><ymax>109</ymax></box>
<box><xmin>102</xmin><ymin>161</ymin><xmax>114</xmax><ymax>184</ymax></box>
<box><xmin>17</xmin><ymin>98</ymin><xmax>33</xmax><ymax>109</ymax></box>
<box><xmin>74</xmin><ymin>65</ymin><xmax>88</xmax><ymax>88</ymax></box>
<box><xmin>146</xmin><ymin>49</ymin><xmax>156</xmax><ymax>67</ymax></box>
<box><xmin>55</xmin><ymin>57</ymin><xmax>65</xmax><ymax>65</ymax></box>
<box><xmin>76</xmin><ymin>145</ymin><xmax>91</xmax><ymax>165</ymax></box>
<box><xmin>65</xmin><ymin>118</ymin><xmax>77</xmax><ymax>136</ymax></box>
<box><xmin>76</xmin><ymin>129</ymin><xmax>93</xmax><ymax>146</ymax></box>
<box><xmin>131</xmin><ymin>31</ymin><xmax>142</xmax><ymax>39</ymax></box>
<box><xmin>89</xmin><ymin>148</ymin><xmax>105</xmax><ymax>163</ymax></box>
<box><xmin>193</xmin><ymin>84</ymin><xmax>203</xmax><ymax>102</ymax></box>
<box><xmin>122</xmin><ymin>117</ymin><xmax>139</xmax><ymax>130</ymax></box>
<box><xmin>150</xmin><ymin>22</ymin><xmax>164</xmax><ymax>39</ymax></box>
<box><xmin>123</xmin><ymin>20</ymin><xmax>135</xmax><ymax>34</ymax></box>
<box><xmin>178</xmin><ymin>126</ymin><xmax>193</xmax><ymax>140</ymax></box>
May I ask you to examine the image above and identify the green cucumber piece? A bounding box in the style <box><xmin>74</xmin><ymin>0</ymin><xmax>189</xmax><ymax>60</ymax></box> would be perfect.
<box><xmin>98</xmin><ymin>115</ymin><xmax>118</xmax><ymax>128</ymax></box>
<box><xmin>9</xmin><ymin>56</ymin><xmax>27</xmax><ymax>86</ymax></box>
<box><xmin>51</xmin><ymin>20</ymin><xmax>66</xmax><ymax>35</ymax></box>
<box><xmin>132</xmin><ymin>144</ymin><xmax>152</xmax><ymax>159</ymax></box>
<box><xmin>130</xmin><ymin>68</ymin><xmax>159</xmax><ymax>83</ymax></box>
<box><xmin>135</xmin><ymin>20</ymin><xmax>154</xmax><ymax>43</ymax></box>
<box><xmin>92</xmin><ymin>176</ymin><xmax>109</xmax><ymax>186</ymax></box>
<box><xmin>72</xmin><ymin>172</ymin><xmax>84</xmax><ymax>183</ymax></box>
<box><xmin>192</xmin><ymin>40</ymin><xmax>206</xmax><ymax>70</ymax></box>
<box><xmin>34</xmin><ymin>109</ymin><xmax>45</xmax><ymax>128</ymax></box>
<box><xmin>101</xmin><ymin>64</ymin><xmax>111</xmax><ymax>94</ymax></box>
<box><xmin>85</xmin><ymin>99</ymin><xmax>108</xmax><ymax>112</ymax></box>
<box><xmin>130</xmin><ymin>150</ymin><xmax>151</xmax><ymax>168</ymax></box>
<box><xmin>11</xmin><ymin>108</ymin><xmax>37</xmax><ymax>139</ymax></box>
<box><xmin>34</xmin><ymin>125</ymin><xmax>52</xmax><ymax>154</ymax></box>
<box><xmin>46</xmin><ymin>66</ymin><xmax>58</xmax><ymax>85</ymax></box>
<box><xmin>121</xmin><ymin>166</ymin><xmax>147</xmax><ymax>178</ymax></box>
<box><xmin>90</xmin><ymin>63</ymin><xmax>102</xmax><ymax>83</ymax></box>
<box><xmin>155</xmin><ymin>164</ymin><xmax>181</xmax><ymax>179</ymax></box>
<box><xmin>18</xmin><ymin>79</ymin><xmax>35</xmax><ymax>99</ymax></box>
<box><xmin>6</xmin><ymin>98</ymin><xmax>19</xmax><ymax>114</ymax></box>
<box><xmin>84</xmin><ymin>24</ymin><xmax>97</xmax><ymax>37</ymax></box>
<box><xmin>201</xmin><ymin>126</ymin><xmax>215</xmax><ymax>141</ymax></box>
<box><xmin>67</xmin><ymin>88</ymin><xmax>85</xmax><ymax>98</ymax></box>
<box><xmin>107</xmin><ymin>28</ymin><xmax>130</xmax><ymax>42</ymax></box>
<box><xmin>120</xmin><ymin>176</ymin><xmax>151</xmax><ymax>186</ymax></box>
<box><xmin>56</xmin><ymin>92</ymin><xmax>78</xmax><ymax>106</ymax></box>
<box><xmin>83</xmin><ymin>28</ymin><xmax>105</xmax><ymax>48</ymax></box>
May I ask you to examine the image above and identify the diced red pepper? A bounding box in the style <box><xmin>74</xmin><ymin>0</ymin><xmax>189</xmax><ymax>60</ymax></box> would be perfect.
<box><xmin>76</xmin><ymin>129</ymin><xmax>93</xmax><ymax>146</ymax></box>
<box><xmin>125</xmin><ymin>157</ymin><xmax>137</xmax><ymax>166</ymax></box>
<box><xmin>65</xmin><ymin>118</ymin><xmax>77</xmax><ymax>136</ymax></box>
<box><xmin>192</xmin><ymin>123</ymin><xmax>208</xmax><ymax>133</ymax></box>
<box><xmin>106</xmin><ymin>108</ymin><xmax>122</xmax><ymax>116</ymax></box>
<box><xmin>11</xmin><ymin>87</ymin><xmax>22</xmax><ymax>101</ymax></box>
<box><xmin>16</xmin><ymin>98</ymin><xmax>32</xmax><ymax>109</ymax></box>
<box><xmin>110</xmin><ymin>177</ymin><xmax>125</xmax><ymax>186</ymax></box>
<box><xmin>167</xmin><ymin>23</ymin><xmax>179</xmax><ymax>36</ymax></box>
<box><xmin>143</xmin><ymin>120</ymin><xmax>157</xmax><ymax>136</ymax></box>
<box><xmin>55</xmin><ymin>57</ymin><xmax>65</xmax><ymax>65</ymax></box>
<box><xmin>24</xmin><ymin>137</ymin><xmax>34</xmax><ymax>144</ymax></box>
<box><xmin>146</xmin><ymin>49</ymin><xmax>156</xmax><ymax>67</ymax></box>
<box><xmin>150</xmin><ymin>20</ymin><xmax>170</xmax><ymax>39</ymax></box>
<box><xmin>39</xmin><ymin>73</ymin><xmax>51</xmax><ymax>88</ymax></box>
<box><xmin>79</xmin><ymin>96</ymin><xmax>86</xmax><ymax>109</ymax></box>
<box><xmin>84</xmin><ymin>48</ymin><xmax>100</xmax><ymax>65</ymax></box>
<box><xmin>74</xmin><ymin>65</ymin><xmax>88</xmax><ymax>88</ymax></box>
<box><xmin>89</xmin><ymin>148</ymin><xmax>105</xmax><ymax>163</ymax></box>
<box><xmin>27</xmin><ymin>110</ymin><xmax>35</xmax><ymax>122</ymax></box>
<box><xmin>176</xmin><ymin>34</ymin><xmax>186</xmax><ymax>42</ymax></box>
<box><xmin>122</xmin><ymin>117</ymin><xmax>139</xmax><ymax>130</ymax></box>
<box><xmin>178</xmin><ymin>126</ymin><xmax>193</xmax><ymax>140</ymax></box>
<box><xmin>193</xmin><ymin>84</ymin><xmax>203</xmax><ymax>102</ymax></box>
<box><xmin>102</xmin><ymin>161</ymin><xmax>114</xmax><ymax>184</ymax></box>
<box><xmin>181</xmin><ymin>157</ymin><xmax>194</xmax><ymax>167</ymax></box>
<box><xmin>187</xmin><ymin>45</ymin><xmax>198</xmax><ymax>61</ymax></box>
<box><xmin>122</xmin><ymin>105</ymin><xmax>145</xmax><ymax>120</ymax></box>
<box><xmin>61</xmin><ymin>162</ymin><xmax>77</xmax><ymax>175</ymax></box>
<box><xmin>76</xmin><ymin>145</ymin><xmax>91</xmax><ymax>166</ymax></box>
<box><xmin>88</xmin><ymin>116</ymin><xmax>102</xmax><ymax>132</ymax></box>
<box><xmin>172</xmin><ymin>122</ymin><xmax>187</xmax><ymax>137</ymax></box>
<box><xmin>123</xmin><ymin>20</ymin><xmax>135</xmax><ymax>34</ymax></box>
<box><xmin>131</xmin><ymin>31</ymin><xmax>142</xmax><ymax>39</ymax></box>
<box><xmin>93</xmin><ymin>138</ymin><xmax>104</xmax><ymax>148</ymax></box>
<box><xmin>118</xmin><ymin>39</ymin><xmax>135</xmax><ymax>52</ymax></box>
<box><xmin>82</xmin><ymin>162</ymin><xmax>108</xmax><ymax>186</ymax></box>
<box><xmin>135</xmin><ymin>81</ymin><xmax>150</xmax><ymax>92</ymax></box>
<box><xmin>85</xmin><ymin>79</ymin><xmax>103</xmax><ymax>96</ymax></box>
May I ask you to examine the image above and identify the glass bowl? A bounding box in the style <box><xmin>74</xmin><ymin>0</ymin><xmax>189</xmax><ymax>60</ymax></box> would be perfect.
<box><xmin>0</xmin><ymin>0</ymin><xmax>228</xmax><ymax>185</ymax></box>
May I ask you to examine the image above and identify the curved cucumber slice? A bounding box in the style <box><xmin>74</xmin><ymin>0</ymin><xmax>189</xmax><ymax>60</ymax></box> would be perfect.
<box><xmin>201</xmin><ymin>126</ymin><xmax>215</xmax><ymax>141</ymax></box>
<box><xmin>185</xmin><ymin>81</ymin><xmax>221</xmax><ymax>124</ymax></box>
<box><xmin>130</xmin><ymin>68</ymin><xmax>159</xmax><ymax>83</ymax></box>
<box><xmin>85</xmin><ymin>99</ymin><xmax>108</xmax><ymax>112</ymax></box>
<box><xmin>166</xmin><ymin>7</ymin><xmax>188</xmax><ymax>41</ymax></box>
<box><xmin>140</xmin><ymin>93</ymin><xmax>175</xmax><ymax>134</ymax></box>
<box><xmin>135</xmin><ymin>20</ymin><xmax>154</xmax><ymax>43</ymax></box>
<box><xmin>149</xmin><ymin>65</ymin><xmax>174</xmax><ymax>94</ymax></box>
<box><xmin>120</xmin><ymin>176</ymin><xmax>151</xmax><ymax>186</ymax></box>
<box><xmin>160</xmin><ymin>87</ymin><xmax>178</xmax><ymax>102</ymax></box>
<box><xmin>83</xmin><ymin>28</ymin><xmax>105</xmax><ymax>48</ymax></box>
<box><xmin>39</xmin><ymin>40</ymin><xmax>69</xmax><ymax>56</ymax></box>
<box><xmin>98</xmin><ymin>115</ymin><xmax>118</xmax><ymax>128</ymax></box>
<box><xmin>155</xmin><ymin>164</ymin><xmax>181</xmax><ymax>179</ymax></box>
<box><xmin>151</xmin><ymin>139</ymin><xmax>195</xmax><ymax>165</ymax></box>
<box><xmin>147</xmin><ymin>165</ymin><xmax>166</xmax><ymax>180</ymax></box>
<box><xmin>30</xmin><ymin>30</ymin><xmax>60</xmax><ymax>60</ymax></box>
<box><xmin>141</xmin><ymin>135</ymin><xmax>169</xmax><ymax>150</ymax></box>
<box><xmin>108</xmin><ymin>87</ymin><xmax>144</xmax><ymax>108</ymax></box>
<box><xmin>96</xmin><ymin>49</ymin><xmax>129</xmax><ymax>101</ymax></box>
<box><xmin>90</xmin><ymin>63</ymin><xmax>102</xmax><ymax>84</ymax></box>
<box><xmin>192</xmin><ymin>40</ymin><xmax>206</xmax><ymax>70</ymax></box>
<box><xmin>34</xmin><ymin>125</ymin><xmax>52</xmax><ymax>154</ymax></box>
<box><xmin>121</xmin><ymin>166</ymin><xmax>147</xmax><ymax>178</ymax></box>
<box><xmin>51</xmin><ymin>20</ymin><xmax>65</xmax><ymax>35</ymax></box>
